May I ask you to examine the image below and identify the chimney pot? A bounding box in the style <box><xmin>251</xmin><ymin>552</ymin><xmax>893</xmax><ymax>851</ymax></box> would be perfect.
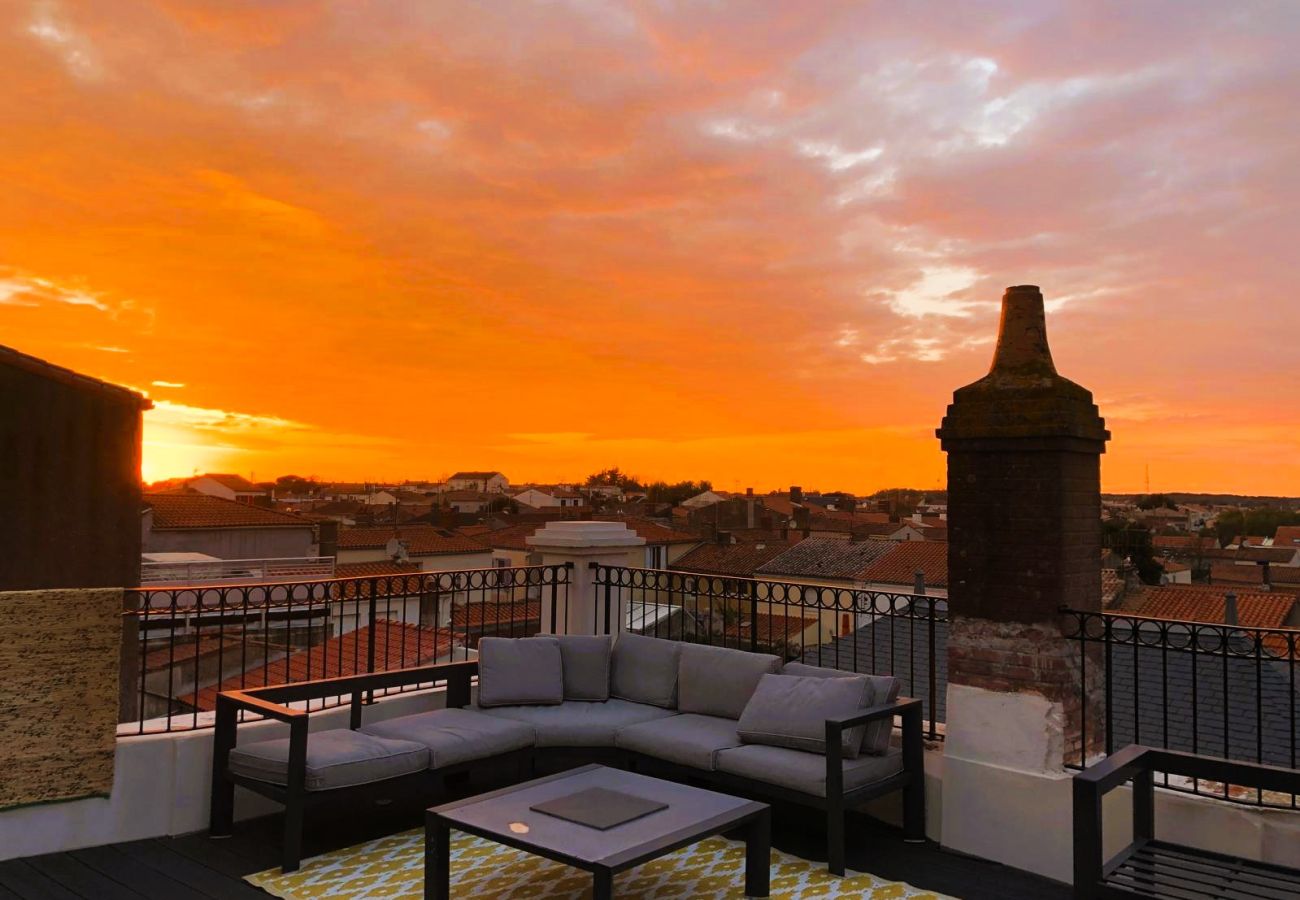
<box><xmin>989</xmin><ymin>285</ymin><xmax>1057</xmax><ymax>377</ymax></box>
<box><xmin>1224</xmin><ymin>592</ymin><xmax>1239</xmax><ymax>626</ymax></box>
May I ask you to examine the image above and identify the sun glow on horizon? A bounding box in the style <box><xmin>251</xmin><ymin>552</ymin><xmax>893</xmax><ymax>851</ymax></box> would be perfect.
<box><xmin>3</xmin><ymin>3</ymin><xmax>1297</xmax><ymax>496</ymax></box>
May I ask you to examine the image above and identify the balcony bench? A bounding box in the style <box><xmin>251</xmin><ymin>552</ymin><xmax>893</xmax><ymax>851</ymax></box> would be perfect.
<box><xmin>1072</xmin><ymin>744</ymin><xmax>1300</xmax><ymax>899</ymax></box>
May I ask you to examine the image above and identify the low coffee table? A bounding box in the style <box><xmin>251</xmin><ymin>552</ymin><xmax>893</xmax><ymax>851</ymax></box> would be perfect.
<box><xmin>425</xmin><ymin>764</ymin><xmax>770</xmax><ymax>899</ymax></box>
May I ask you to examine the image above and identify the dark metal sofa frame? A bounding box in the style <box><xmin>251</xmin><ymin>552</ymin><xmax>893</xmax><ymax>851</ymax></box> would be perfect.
<box><xmin>210</xmin><ymin>659</ymin><xmax>926</xmax><ymax>875</ymax></box>
<box><xmin>1072</xmin><ymin>743</ymin><xmax>1300</xmax><ymax>899</ymax></box>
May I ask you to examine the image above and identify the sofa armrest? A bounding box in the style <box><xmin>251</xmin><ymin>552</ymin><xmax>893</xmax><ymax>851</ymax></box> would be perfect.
<box><xmin>823</xmin><ymin>698</ymin><xmax>923</xmax><ymax>802</ymax></box>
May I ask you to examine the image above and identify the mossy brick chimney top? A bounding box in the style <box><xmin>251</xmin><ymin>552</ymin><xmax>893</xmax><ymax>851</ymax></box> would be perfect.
<box><xmin>937</xmin><ymin>285</ymin><xmax>1109</xmax><ymax>447</ymax></box>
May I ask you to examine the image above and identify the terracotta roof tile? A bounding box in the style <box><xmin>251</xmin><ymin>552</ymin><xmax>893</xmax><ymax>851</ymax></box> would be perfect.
<box><xmin>1273</xmin><ymin>526</ymin><xmax>1300</xmax><ymax>548</ymax></box>
<box><xmin>1133</xmin><ymin>586</ymin><xmax>1295</xmax><ymax>629</ymax></box>
<box><xmin>451</xmin><ymin>600</ymin><xmax>541</xmax><ymax>629</ymax></box>
<box><xmin>195</xmin><ymin>473</ymin><xmax>264</xmax><ymax>493</ymax></box>
<box><xmin>722</xmin><ymin>613</ymin><xmax>819</xmax><ymax>644</ymax></box>
<box><xmin>183</xmin><ymin>621</ymin><xmax>461</xmax><ymax>711</ymax></box>
<box><xmin>337</xmin><ymin>525</ymin><xmax>488</xmax><ymax>556</ymax></box>
<box><xmin>334</xmin><ymin>560</ymin><xmax>423</xmax><ymax>578</ymax></box>
<box><xmin>856</xmin><ymin>541</ymin><xmax>948</xmax><ymax>587</ymax></box>
<box><xmin>673</xmin><ymin>541</ymin><xmax>790</xmax><ymax>577</ymax></box>
<box><xmin>145</xmin><ymin>493</ymin><xmax>311</xmax><ymax>529</ymax></box>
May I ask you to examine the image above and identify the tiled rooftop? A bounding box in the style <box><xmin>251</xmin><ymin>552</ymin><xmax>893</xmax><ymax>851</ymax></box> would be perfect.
<box><xmin>1132</xmin><ymin>586</ymin><xmax>1295</xmax><ymax>629</ymax></box>
<box><xmin>145</xmin><ymin>493</ymin><xmax>311</xmax><ymax>530</ymax></box>
<box><xmin>182</xmin><ymin>621</ymin><xmax>460</xmax><ymax>711</ymax></box>
<box><xmin>672</xmin><ymin>540</ymin><xmax>790</xmax><ymax>577</ymax></box>
<box><xmin>756</xmin><ymin>537</ymin><xmax>894</xmax><ymax>581</ymax></box>
<box><xmin>336</xmin><ymin>525</ymin><xmax>488</xmax><ymax>555</ymax></box>
<box><xmin>857</xmin><ymin>540</ymin><xmax>948</xmax><ymax>588</ymax></box>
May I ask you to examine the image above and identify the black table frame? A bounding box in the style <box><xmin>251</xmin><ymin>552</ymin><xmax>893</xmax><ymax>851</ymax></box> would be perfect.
<box><xmin>425</xmin><ymin>764</ymin><xmax>770</xmax><ymax>899</ymax></box>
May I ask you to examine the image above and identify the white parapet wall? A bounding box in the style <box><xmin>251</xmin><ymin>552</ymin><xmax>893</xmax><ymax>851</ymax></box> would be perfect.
<box><xmin>939</xmin><ymin>682</ymin><xmax>1300</xmax><ymax>883</ymax></box>
<box><xmin>0</xmin><ymin>687</ymin><xmax>450</xmax><ymax>862</ymax></box>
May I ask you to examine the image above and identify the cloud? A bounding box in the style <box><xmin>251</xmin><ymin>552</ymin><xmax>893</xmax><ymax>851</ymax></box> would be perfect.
<box><xmin>2</xmin><ymin>1</ymin><xmax>1298</xmax><ymax>492</ymax></box>
<box><xmin>0</xmin><ymin>270</ymin><xmax>109</xmax><ymax>311</ymax></box>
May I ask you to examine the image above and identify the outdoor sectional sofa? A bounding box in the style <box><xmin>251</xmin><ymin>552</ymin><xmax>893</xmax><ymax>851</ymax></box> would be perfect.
<box><xmin>210</xmin><ymin>633</ymin><xmax>925</xmax><ymax>875</ymax></box>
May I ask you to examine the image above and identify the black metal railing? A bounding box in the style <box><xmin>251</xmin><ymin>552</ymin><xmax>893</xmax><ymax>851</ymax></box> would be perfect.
<box><xmin>1063</xmin><ymin>608</ymin><xmax>1300</xmax><ymax>808</ymax></box>
<box><xmin>121</xmin><ymin>563</ymin><xmax>571</xmax><ymax>734</ymax></box>
<box><xmin>592</xmin><ymin>564</ymin><xmax>946</xmax><ymax>740</ymax></box>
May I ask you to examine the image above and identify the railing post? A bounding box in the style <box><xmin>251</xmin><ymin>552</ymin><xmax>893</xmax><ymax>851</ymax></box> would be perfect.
<box><xmin>747</xmin><ymin>580</ymin><xmax>759</xmax><ymax>653</ymax></box>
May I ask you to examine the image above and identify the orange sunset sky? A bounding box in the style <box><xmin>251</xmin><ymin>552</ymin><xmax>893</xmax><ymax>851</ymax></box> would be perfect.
<box><xmin>3</xmin><ymin>2</ymin><xmax>1298</xmax><ymax>494</ymax></box>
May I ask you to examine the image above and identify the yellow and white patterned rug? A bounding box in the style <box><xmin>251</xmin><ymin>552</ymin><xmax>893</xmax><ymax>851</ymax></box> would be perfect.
<box><xmin>247</xmin><ymin>828</ymin><xmax>953</xmax><ymax>899</ymax></box>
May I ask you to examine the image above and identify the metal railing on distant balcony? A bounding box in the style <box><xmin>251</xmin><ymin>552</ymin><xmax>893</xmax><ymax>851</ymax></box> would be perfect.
<box><xmin>121</xmin><ymin>564</ymin><xmax>571</xmax><ymax>735</ymax></box>
<box><xmin>592</xmin><ymin>564</ymin><xmax>946</xmax><ymax>740</ymax></box>
<box><xmin>139</xmin><ymin>556</ymin><xmax>336</xmax><ymax>585</ymax></box>
<box><xmin>1063</xmin><ymin>608</ymin><xmax>1300</xmax><ymax>809</ymax></box>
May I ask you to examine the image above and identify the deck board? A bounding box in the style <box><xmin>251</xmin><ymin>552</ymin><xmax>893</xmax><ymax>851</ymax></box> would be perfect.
<box><xmin>3</xmin><ymin>804</ymin><xmax>1070</xmax><ymax>899</ymax></box>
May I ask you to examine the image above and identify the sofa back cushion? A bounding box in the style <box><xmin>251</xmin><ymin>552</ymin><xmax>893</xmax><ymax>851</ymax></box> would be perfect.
<box><xmin>555</xmin><ymin>635</ymin><xmax>612</xmax><ymax>701</ymax></box>
<box><xmin>610</xmin><ymin>633</ymin><xmax>681</xmax><ymax>708</ymax></box>
<box><xmin>781</xmin><ymin>662</ymin><xmax>901</xmax><ymax>755</ymax></box>
<box><xmin>737</xmin><ymin>672</ymin><xmax>871</xmax><ymax>757</ymax></box>
<box><xmin>477</xmin><ymin>636</ymin><xmax>564</xmax><ymax>708</ymax></box>
<box><xmin>677</xmin><ymin>644</ymin><xmax>781</xmax><ymax>720</ymax></box>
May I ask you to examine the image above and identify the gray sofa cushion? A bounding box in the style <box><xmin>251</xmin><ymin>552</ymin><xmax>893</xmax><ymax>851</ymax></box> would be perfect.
<box><xmin>228</xmin><ymin>729</ymin><xmax>428</xmax><ymax>791</ymax></box>
<box><xmin>477</xmin><ymin>636</ymin><xmax>563</xmax><ymax>707</ymax></box>
<box><xmin>677</xmin><ymin>644</ymin><xmax>781</xmax><ymax>720</ymax></box>
<box><xmin>477</xmin><ymin>698</ymin><xmax>677</xmax><ymax>747</ymax></box>
<box><xmin>716</xmin><ymin>744</ymin><xmax>903</xmax><ymax>798</ymax></box>
<box><xmin>616</xmin><ymin>713</ymin><xmax>743</xmax><ymax>771</ymax></box>
<box><xmin>781</xmin><ymin>662</ymin><xmax>902</xmax><ymax>755</ymax></box>
<box><xmin>555</xmin><ymin>635</ymin><xmax>612</xmax><ymax>701</ymax></box>
<box><xmin>738</xmin><ymin>673</ymin><xmax>871</xmax><ymax>757</ymax></box>
<box><xmin>360</xmin><ymin>707</ymin><xmax>535</xmax><ymax>769</ymax></box>
<box><xmin>610</xmin><ymin>633</ymin><xmax>682</xmax><ymax>708</ymax></box>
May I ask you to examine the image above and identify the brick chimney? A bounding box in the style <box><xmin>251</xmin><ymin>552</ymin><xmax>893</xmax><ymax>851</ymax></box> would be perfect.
<box><xmin>937</xmin><ymin>285</ymin><xmax>1110</xmax><ymax>765</ymax></box>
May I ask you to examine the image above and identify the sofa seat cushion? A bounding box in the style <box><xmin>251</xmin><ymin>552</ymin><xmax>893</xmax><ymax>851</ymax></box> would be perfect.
<box><xmin>715</xmin><ymin>744</ymin><xmax>903</xmax><ymax>798</ymax></box>
<box><xmin>712</xmin><ymin>743</ymin><xmax>904</xmax><ymax>795</ymax></box>
<box><xmin>477</xmin><ymin>698</ymin><xmax>677</xmax><ymax>747</ymax></box>
<box><xmin>677</xmin><ymin>644</ymin><xmax>781</xmax><ymax>720</ymax></box>
<box><xmin>616</xmin><ymin>713</ymin><xmax>744</xmax><ymax>771</ymax></box>
<box><xmin>228</xmin><ymin>729</ymin><xmax>428</xmax><ymax>791</ymax></box>
<box><xmin>360</xmin><ymin>708</ymin><xmax>534</xmax><ymax>769</ymax></box>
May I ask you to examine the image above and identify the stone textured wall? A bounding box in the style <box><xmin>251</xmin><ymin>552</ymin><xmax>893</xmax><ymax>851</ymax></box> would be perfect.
<box><xmin>0</xmin><ymin>589</ymin><xmax>122</xmax><ymax>809</ymax></box>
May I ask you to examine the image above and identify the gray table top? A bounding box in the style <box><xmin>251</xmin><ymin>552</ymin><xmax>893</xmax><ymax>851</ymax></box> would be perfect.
<box><xmin>430</xmin><ymin>765</ymin><xmax>766</xmax><ymax>867</ymax></box>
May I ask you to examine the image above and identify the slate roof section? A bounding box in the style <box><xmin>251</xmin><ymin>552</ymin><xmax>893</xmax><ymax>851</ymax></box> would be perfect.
<box><xmin>1108</xmin><ymin>630</ymin><xmax>1300</xmax><ymax>769</ymax></box>
<box><xmin>672</xmin><ymin>541</ymin><xmax>790</xmax><ymax>577</ymax></box>
<box><xmin>756</xmin><ymin>537</ymin><xmax>894</xmax><ymax>581</ymax></box>
<box><xmin>145</xmin><ymin>493</ymin><xmax>312</xmax><ymax>529</ymax></box>
<box><xmin>806</xmin><ymin>607</ymin><xmax>1300</xmax><ymax>769</ymax></box>
<box><xmin>801</xmin><ymin>603</ymin><xmax>949</xmax><ymax>727</ymax></box>
<box><xmin>0</xmin><ymin>343</ymin><xmax>152</xmax><ymax>408</ymax></box>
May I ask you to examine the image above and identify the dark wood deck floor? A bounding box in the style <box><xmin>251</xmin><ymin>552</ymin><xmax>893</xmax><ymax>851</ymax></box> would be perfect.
<box><xmin>0</xmin><ymin>785</ymin><xmax>1069</xmax><ymax>899</ymax></box>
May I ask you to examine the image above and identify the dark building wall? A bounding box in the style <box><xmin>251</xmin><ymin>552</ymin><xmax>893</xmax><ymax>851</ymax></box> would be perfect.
<box><xmin>0</xmin><ymin>347</ymin><xmax>148</xmax><ymax>590</ymax></box>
